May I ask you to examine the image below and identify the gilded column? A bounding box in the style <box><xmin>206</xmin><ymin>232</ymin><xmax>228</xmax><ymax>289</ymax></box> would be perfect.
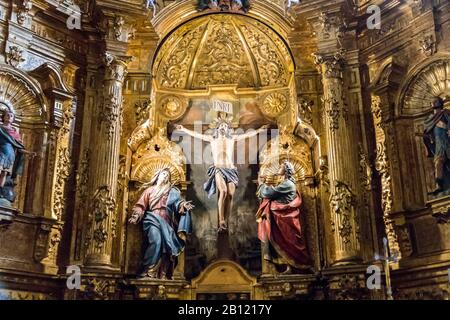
<box><xmin>84</xmin><ymin>53</ymin><xmax>130</xmax><ymax>268</ymax></box>
<box><xmin>313</xmin><ymin>51</ymin><xmax>361</xmax><ymax>264</ymax></box>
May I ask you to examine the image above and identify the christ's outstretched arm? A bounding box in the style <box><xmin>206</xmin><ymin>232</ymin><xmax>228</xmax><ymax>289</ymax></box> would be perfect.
<box><xmin>176</xmin><ymin>125</ymin><xmax>212</xmax><ymax>142</ymax></box>
<box><xmin>234</xmin><ymin>124</ymin><xmax>269</xmax><ymax>141</ymax></box>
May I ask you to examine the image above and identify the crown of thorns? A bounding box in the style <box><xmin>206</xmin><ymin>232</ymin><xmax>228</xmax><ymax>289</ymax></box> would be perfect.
<box><xmin>209</xmin><ymin>115</ymin><xmax>233</xmax><ymax>129</ymax></box>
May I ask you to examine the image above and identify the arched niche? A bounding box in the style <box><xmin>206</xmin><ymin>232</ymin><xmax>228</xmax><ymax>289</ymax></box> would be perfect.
<box><xmin>127</xmin><ymin>12</ymin><xmax>316</xmax><ymax>278</ymax></box>
<box><xmin>0</xmin><ymin>63</ymin><xmax>76</xmax><ymax>219</ymax></box>
<box><xmin>0</xmin><ymin>65</ymin><xmax>46</xmax><ymax>213</ymax></box>
<box><xmin>396</xmin><ymin>56</ymin><xmax>450</xmax><ymax>205</ymax></box>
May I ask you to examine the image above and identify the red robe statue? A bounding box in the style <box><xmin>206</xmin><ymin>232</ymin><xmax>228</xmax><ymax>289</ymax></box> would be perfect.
<box><xmin>256</xmin><ymin>178</ymin><xmax>310</xmax><ymax>270</ymax></box>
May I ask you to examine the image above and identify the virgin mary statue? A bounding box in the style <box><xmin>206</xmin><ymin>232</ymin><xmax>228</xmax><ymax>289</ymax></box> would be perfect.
<box><xmin>129</xmin><ymin>168</ymin><xmax>194</xmax><ymax>279</ymax></box>
<box><xmin>0</xmin><ymin>109</ymin><xmax>34</xmax><ymax>206</ymax></box>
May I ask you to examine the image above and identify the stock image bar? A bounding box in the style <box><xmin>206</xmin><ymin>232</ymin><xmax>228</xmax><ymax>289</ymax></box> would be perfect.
<box><xmin>0</xmin><ymin>0</ymin><xmax>449</xmax><ymax>313</ymax></box>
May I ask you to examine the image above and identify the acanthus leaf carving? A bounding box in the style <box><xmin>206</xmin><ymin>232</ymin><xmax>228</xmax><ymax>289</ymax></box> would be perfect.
<box><xmin>7</xmin><ymin>46</ymin><xmax>25</xmax><ymax>68</ymax></box>
<box><xmin>329</xmin><ymin>181</ymin><xmax>356</xmax><ymax>245</ymax></box>
<box><xmin>419</xmin><ymin>35</ymin><xmax>436</xmax><ymax>57</ymax></box>
<box><xmin>53</xmin><ymin>147</ymin><xmax>71</xmax><ymax>220</ymax></box>
<box><xmin>85</xmin><ymin>186</ymin><xmax>117</xmax><ymax>250</ymax></box>
<box><xmin>17</xmin><ymin>0</ymin><xmax>32</xmax><ymax>25</ymax></box>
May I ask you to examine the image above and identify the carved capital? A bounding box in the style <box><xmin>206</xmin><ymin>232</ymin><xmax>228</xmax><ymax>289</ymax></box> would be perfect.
<box><xmin>104</xmin><ymin>53</ymin><xmax>131</xmax><ymax>83</ymax></box>
<box><xmin>312</xmin><ymin>50</ymin><xmax>346</xmax><ymax>79</ymax></box>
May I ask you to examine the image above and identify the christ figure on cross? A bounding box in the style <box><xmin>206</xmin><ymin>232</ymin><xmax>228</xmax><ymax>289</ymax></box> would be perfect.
<box><xmin>176</xmin><ymin>119</ymin><xmax>268</xmax><ymax>233</ymax></box>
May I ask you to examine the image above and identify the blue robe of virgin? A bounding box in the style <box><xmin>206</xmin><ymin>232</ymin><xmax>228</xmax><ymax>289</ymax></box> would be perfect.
<box><xmin>138</xmin><ymin>187</ymin><xmax>192</xmax><ymax>277</ymax></box>
<box><xmin>0</xmin><ymin>126</ymin><xmax>25</xmax><ymax>178</ymax></box>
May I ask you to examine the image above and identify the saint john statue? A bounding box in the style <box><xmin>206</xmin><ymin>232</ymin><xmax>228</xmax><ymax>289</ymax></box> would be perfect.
<box><xmin>256</xmin><ymin>160</ymin><xmax>311</xmax><ymax>273</ymax></box>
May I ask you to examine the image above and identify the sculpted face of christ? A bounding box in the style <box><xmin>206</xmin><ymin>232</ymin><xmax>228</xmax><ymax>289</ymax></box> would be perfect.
<box><xmin>176</xmin><ymin>121</ymin><xmax>268</xmax><ymax>232</ymax></box>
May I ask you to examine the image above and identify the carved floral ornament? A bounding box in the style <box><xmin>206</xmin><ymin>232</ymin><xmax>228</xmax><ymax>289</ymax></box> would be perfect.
<box><xmin>158</xmin><ymin>95</ymin><xmax>188</xmax><ymax>120</ymax></box>
<box><xmin>261</xmin><ymin>92</ymin><xmax>289</xmax><ymax>118</ymax></box>
<box><xmin>329</xmin><ymin>181</ymin><xmax>356</xmax><ymax>245</ymax></box>
<box><xmin>6</xmin><ymin>46</ymin><xmax>25</xmax><ymax>68</ymax></box>
<box><xmin>86</xmin><ymin>186</ymin><xmax>117</xmax><ymax>249</ymax></box>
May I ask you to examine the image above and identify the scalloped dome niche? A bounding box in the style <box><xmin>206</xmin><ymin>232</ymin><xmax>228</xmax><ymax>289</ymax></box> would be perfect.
<box><xmin>152</xmin><ymin>14</ymin><xmax>295</xmax><ymax>91</ymax></box>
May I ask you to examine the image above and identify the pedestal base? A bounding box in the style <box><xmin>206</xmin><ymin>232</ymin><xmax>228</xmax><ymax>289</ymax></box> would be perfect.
<box><xmin>124</xmin><ymin>278</ymin><xmax>190</xmax><ymax>300</ymax></box>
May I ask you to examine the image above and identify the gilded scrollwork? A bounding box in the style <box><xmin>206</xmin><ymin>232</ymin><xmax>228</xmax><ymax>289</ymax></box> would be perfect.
<box><xmin>6</xmin><ymin>46</ymin><xmax>25</xmax><ymax>68</ymax></box>
<box><xmin>76</xmin><ymin>149</ymin><xmax>90</xmax><ymax>201</ymax></box>
<box><xmin>131</xmin><ymin>127</ymin><xmax>186</xmax><ymax>186</ymax></box>
<box><xmin>329</xmin><ymin>181</ymin><xmax>357</xmax><ymax>246</ymax></box>
<box><xmin>322</xmin><ymin>92</ymin><xmax>341</xmax><ymax>132</ymax></box>
<box><xmin>192</xmin><ymin>17</ymin><xmax>254</xmax><ymax>88</ymax></box>
<box><xmin>358</xmin><ymin>144</ymin><xmax>372</xmax><ymax>192</ymax></box>
<box><xmin>154</xmin><ymin>15</ymin><xmax>292</xmax><ymax>90</ymax></box>
<box><xmin>52</xmin><ymin>147</ymin><xmax>71</xmax><ymax>220</ymax></box>
<box><xmin>157</xmin><ymin>22</ymin><xmax>207</xmax><ymax>88</ymax></box>
<box><xmin>238</xmin><ymin>22</ymin><xmax>288</xmax><ymax>87</ymax></box>
<box><xmin>98</xmin><ymin>94</ymin><xmax>120</xmax><ymax>140</ymax></box>
<box><xmin>372</xmin><ymin>94</ymin><xmax>403</xmax><ymax>259</ymax></box>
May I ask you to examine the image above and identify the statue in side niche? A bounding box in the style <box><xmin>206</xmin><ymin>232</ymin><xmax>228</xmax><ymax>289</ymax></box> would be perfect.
<box><xmin>0</xmin><ymin>109</ymin><xmax>35</xmax><ymax>207</ymax></box>
<box><xmin>423</xmin><ymin>97</ymin><xmax>450</xmax><ymax>195</ymax></box>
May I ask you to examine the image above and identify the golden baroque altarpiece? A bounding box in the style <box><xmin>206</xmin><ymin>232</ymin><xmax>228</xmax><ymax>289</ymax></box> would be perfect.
<box><xmin>0</xmin><ymin>0</ymin><xmax>449</xmax><ymax>300</ymax></box>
